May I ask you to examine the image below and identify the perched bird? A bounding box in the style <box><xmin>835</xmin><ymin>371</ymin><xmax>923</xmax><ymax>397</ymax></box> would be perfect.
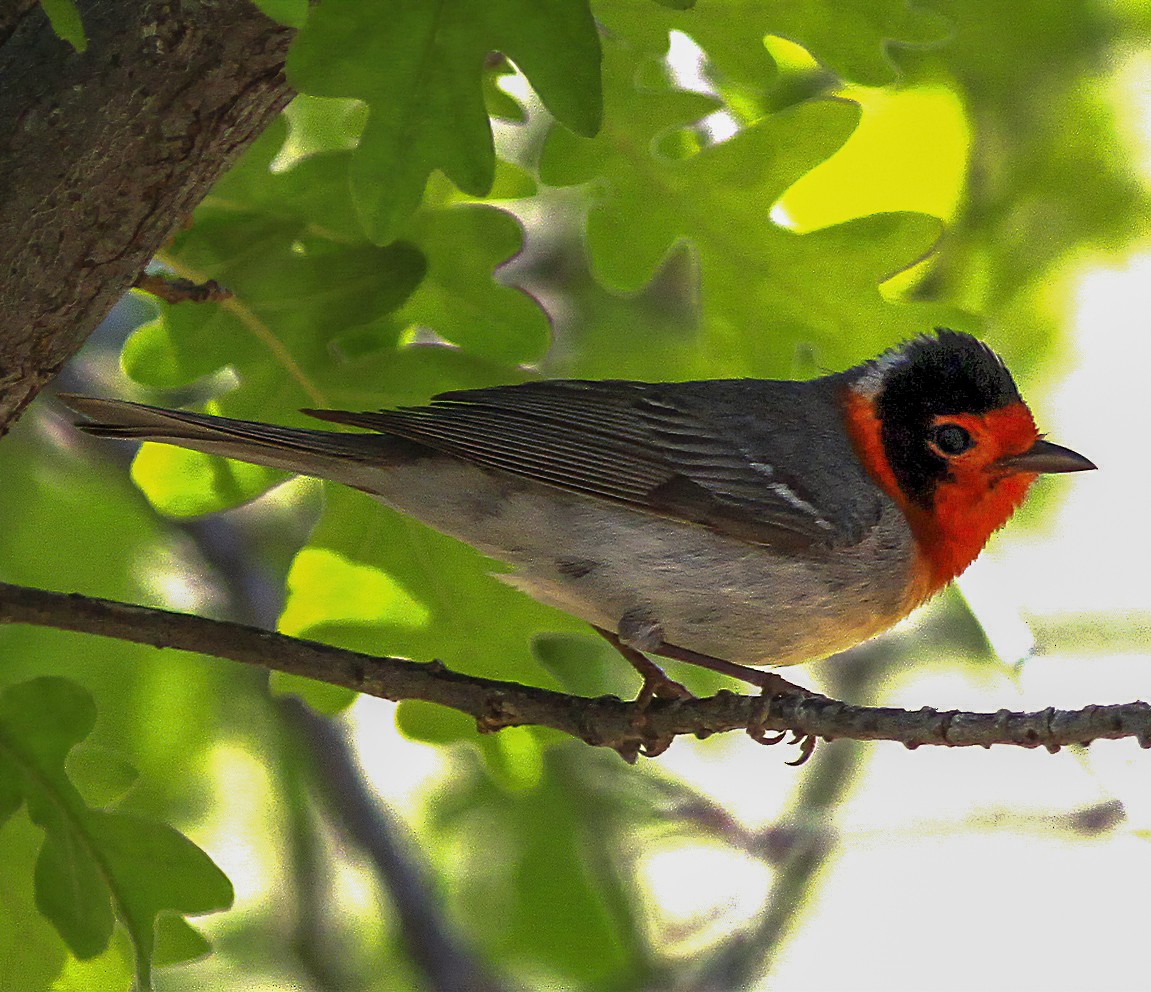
<box><xmin>63</xmin><ymin>329</ymin><xmax>1094</xmax><ymax>698</ymax></box>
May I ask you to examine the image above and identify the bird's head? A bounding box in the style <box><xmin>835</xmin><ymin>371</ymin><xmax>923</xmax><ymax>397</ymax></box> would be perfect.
<box><xmin>843</xmin><ymin>329</ymin><xmax>1095</xmax><ymax>591</ymax></box>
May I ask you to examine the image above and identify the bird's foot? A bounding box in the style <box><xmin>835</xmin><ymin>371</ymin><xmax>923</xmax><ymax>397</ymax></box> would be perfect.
<box><xmin>633</xmin><ymin>666</ymin><xmax>694</xmax><ymax>709</ymax></box>
<box><xmin>592</xmin><ymin>624</ymin><xmax>694</xmax><ymax>708</ymax></box>
<box><xmin>594</xmin><ymin>625</ymin><xmax>821</xmax><ymax>763</ymax></box>
<box><xmin>626</xmin><ymin>660</ymin><xmax>692</xmax><ymax>759</ymax></box>
<box><xmin>746</xmin><ymin>676</ymin><xmax>820</xmax><ymax>765</ymax></box>
<box><xmin>593</xmin><ymin>626</ymin><xmax>694</xmax><ymax>760</ymax></box>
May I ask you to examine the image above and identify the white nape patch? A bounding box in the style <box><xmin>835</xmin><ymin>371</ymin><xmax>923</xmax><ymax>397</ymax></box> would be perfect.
<box><xmin>851</xmin><ymin>345</ymin><xmax>911</xmax><ymax>397</ymax></box>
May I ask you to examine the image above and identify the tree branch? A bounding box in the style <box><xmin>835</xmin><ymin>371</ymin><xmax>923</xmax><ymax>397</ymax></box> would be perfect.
<box><xmin>132</xmin><ymin>272</ymin><xmax>233</xmax><ymax>304</ymax></box>
<box><xmin>177</xmin><ymin>506</ymin><xmax>509</xmax><ymax>990</ymax></box>
<box><xmin>0</xmin><ymin>0</ymin><xmax>293</xmax><ymax>435</ymax></box>
<box><xmin>2</xmin><ymin>580</ymin><xmax>1149</xmax><ymax>758</ymax></box>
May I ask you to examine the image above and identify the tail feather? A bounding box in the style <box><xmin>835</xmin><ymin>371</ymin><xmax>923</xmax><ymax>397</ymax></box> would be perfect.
<box><xmin>59</xmin><ymin>394</ymin><xmax>403</xmax><ymax>484</ymax></box>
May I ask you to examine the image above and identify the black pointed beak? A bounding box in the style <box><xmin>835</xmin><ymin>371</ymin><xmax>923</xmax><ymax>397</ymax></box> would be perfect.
<box><xmin>998</xmin><ymin>438</ymin><xmax>1097</xmax><ymax>474</ymax></box>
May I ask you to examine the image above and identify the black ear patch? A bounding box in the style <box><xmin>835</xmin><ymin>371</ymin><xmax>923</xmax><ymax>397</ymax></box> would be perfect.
<box><xmin>873</xmin><ymin>330</ymin><xmax>1021</xmax><ymax>508</ymax></box>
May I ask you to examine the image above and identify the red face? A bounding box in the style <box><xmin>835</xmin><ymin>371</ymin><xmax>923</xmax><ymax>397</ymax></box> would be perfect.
<box><xmin>842</xmin><ymin>389</ymin><xmax>1045</xmax><ymax>598</ymax></box>
<box><xmin>927</xmin><ymin>403</ymin><xmax>1041</xmax><ymax>490</ymax></box>
<box><xmin>842</xmin><ymin>332</ymin><xmax>1093</xmax><ymax>604</ymax></box>
<box><xmin>920</xmin><ymin>403</ymin><xmax>1042</xmax><ymax>589</ymax></box>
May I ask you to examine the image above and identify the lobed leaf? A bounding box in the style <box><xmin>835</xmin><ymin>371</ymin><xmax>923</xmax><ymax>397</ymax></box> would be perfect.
<box><xmin>249</xmin><ymin>0</ymin><xmax>309</xmax><ymax>28</ymax></box>
<box><xmin>540</xmin><ymin>30</ymin><xmax>953</xmax><ymax>377</ymax></box>
<box><xmin>287</xmin><ymin>0</ymin><xmax>602</xmax><ymax>242</ymax></box>
<box><xmin>0</xmin><ymin>678</ymin><xmax>232</xmax><ymax>990</ymax></box>
<box><xmin>124</xmin><ymin>120</ymin><xmax>547</xmax><ymax>516</ymax></box>
<box><xmin>598</xmin><ymin>0</ymin><xmax>949</xmax><ymax>87</ymax></box>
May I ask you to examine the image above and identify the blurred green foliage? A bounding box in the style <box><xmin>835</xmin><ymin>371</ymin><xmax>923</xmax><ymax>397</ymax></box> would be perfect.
<box><xmin>0</xmin><ymin>677</ymin><xmax>231</xmax><ymax>988</ymax></box>
<box><xmin>3</xmin><ymin>0</ymin><xmax>1149</xmax><ymax>987</ymax></box>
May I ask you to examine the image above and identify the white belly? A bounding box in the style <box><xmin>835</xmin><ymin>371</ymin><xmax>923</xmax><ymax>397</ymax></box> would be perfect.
<box><xmin>351</xmin><ymin>458</ymin><xmax>919</xmax><ymax>667</ymax></box>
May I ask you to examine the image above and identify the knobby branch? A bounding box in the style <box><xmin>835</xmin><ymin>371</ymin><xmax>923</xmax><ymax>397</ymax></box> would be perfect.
<box><xmin>1</xmin><ymin>581</ymin><xmax>1148</xmax><ymax>762</ymax></box>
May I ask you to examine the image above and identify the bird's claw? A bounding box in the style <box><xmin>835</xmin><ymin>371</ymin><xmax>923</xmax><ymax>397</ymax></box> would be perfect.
<box><xmin>613</xmin><ymin>732</ymin><xmax>676</xmax><ymax>763</ymax></box>
<box><xmin>624</xmin><ymin>672</ymin><xmax>692</xmax><ymax>760</ymax></box>
<box><xmin>747</xmin><ymin>724</ymin><xmax>819</xmax><ymax>765</ymax></box>
<box><xmin>748</xmin><ymin>727</ymin><xmax>789</xmax><ymax>746</ymax></box>
<box><xmin>784</xmin><ymin>732</ymin><xmax>818</xmax><ymax>766</ymax></box>
<box><xmin>640</xmin><ymin>735</ymin><xmax>674</xmax><ymax>758</ymax></box>
<box><xmin>746</xmin><ymin>681</ymin><xmax>819</xmax><ymax>764</ymax></box>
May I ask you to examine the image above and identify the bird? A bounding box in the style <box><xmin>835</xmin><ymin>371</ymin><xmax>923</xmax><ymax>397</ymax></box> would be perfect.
<box><xmin>62</xmin><ymin>329</ymin><xmax>1095</xmax><ymax>701</ymax></box>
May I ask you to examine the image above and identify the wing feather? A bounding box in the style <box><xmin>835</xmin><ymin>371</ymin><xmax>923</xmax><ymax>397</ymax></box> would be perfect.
<box><xmin>304</xmin><ymin>378</ymin><xmax>863</xmax><ymax>548</ymax></box>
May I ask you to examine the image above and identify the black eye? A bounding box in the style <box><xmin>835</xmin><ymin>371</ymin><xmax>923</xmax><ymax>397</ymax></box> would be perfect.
<box><xmin>930</xmin><ymin>423</ymin><xmax>974</xmax><ymax>456</ymax></box>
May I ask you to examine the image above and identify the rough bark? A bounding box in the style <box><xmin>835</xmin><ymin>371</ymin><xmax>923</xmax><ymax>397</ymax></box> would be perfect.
<box><xmin>0</xmin><ymin>0</ymin><xmax>294</xmax><ymax>434</ymax></box>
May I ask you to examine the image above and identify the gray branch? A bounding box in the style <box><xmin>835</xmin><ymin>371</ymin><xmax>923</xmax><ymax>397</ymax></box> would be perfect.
<box><xmin>2</xmin><ymin>580</ymin><xmax>1148</xmax><ymax>758</ymax></box>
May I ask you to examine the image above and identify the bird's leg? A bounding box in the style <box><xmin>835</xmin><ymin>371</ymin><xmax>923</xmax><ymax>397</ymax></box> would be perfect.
<box><xmin>652</xmin><ymin>641</ymin><xmax>813</xmax><ymax>698</ymax></box>
<box><xmin>596</xmin><ymin>622</ymin><xmax>819</xmax><ymax>763</ymax></box>
<box><xmin>593</xmin><ymin>625</ymin><xmax>693</xmax><ymax>707</ymax></box>
<box><xmin>652</xmin><ymin>641</ymin><xmax>819</xmax><ymax>761</ymax></box>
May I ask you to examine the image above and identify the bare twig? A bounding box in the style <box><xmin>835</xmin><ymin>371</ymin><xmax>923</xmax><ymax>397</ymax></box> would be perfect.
<box><xmin>132</xmin><ymin>272</ymin><xmax>233</xmax><ymax>304</ymax></box>
<box><xmin>2</xmin><ymin>580</ymin><xmax>1149</xmax><ymax>757</ymax></box>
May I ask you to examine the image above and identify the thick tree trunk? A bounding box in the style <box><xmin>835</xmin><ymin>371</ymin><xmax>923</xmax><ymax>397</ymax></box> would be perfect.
<box><xmin>0</xmin><ymin>0</ymin><xmax>294</xmax><ymax>435</ymax></box>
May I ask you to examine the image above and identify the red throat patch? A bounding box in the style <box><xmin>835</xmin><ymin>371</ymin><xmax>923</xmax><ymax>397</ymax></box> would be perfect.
<box><xmin>841</xmin><ymin>389</ymin><xmax>1040</xmax><ymax>601</ymax></box>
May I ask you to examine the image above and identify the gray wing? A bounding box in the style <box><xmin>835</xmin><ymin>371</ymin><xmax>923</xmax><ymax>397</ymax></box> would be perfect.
<box><xmin>304</xmin><ymin>378</ymin><xmax>879</xmax><ymax>549</ymax></box>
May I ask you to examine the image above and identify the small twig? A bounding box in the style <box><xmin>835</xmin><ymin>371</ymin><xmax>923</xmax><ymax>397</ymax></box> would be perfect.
<box><xmin>132</xmin><ymin>271</ymin><xmax>233</xmax><ymax>304</ymax></box>
<box><xmin>2</xmin><ymin>581</ymin><xmax>1149</xmax><ymax>758</ymax></box>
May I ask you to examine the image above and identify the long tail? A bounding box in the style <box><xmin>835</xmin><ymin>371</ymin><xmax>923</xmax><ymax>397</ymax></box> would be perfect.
<box><xmin>60</xmin><ymin>394</ymin><xmax>402</xmax><ymax>485</ymax></box>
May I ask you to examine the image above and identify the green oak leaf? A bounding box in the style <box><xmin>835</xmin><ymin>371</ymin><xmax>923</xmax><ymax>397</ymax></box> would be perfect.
<box><xmin>282</xmin><ymin>95</ymin><xmax>368</xmax><ymax>160</ymax></box>
<box><xmin>152</xmin><ymin>915</ymin><xmax>213</xmax><ymax>968</ymax></box>
<box><xmin>249</xmin><ymin>0</ymin><xmax>309</xmax><ymax>28</ymax></box>
<box><xmin>532</xmin><ymin>633</ymin><xmax>637</xmax><ymax>699</ymax></box>
<box><xmin>483</xmin><ymin>57</ymin><xmax>529</xmax><ymax>123</ymax></box>
<box><xmin>0</xmin><ymin>678</ymin><xmax>232</xmax><ymax>990</ymax></box>
<box><xmin>123</xmin><ymin>124</ymin><xmax>429</xmax><ymax>416</ymax></box>
<box><xmin>65</xmin><ymin>744</ymin><xmax>139</xmax><ymax>808</ymax></box>
<box><xmin>396</xmin><ymin>203</ymin><xmax>550</xmax><ymax>364</ymax></box>
<box><xmin>541</xmin><ymin>32</ymin><xmax>953</xmax><ymax>378</ymax></box>
<box><xmin>754</xmin><ymin>0</ymin><xmax>951</xmax><ymax>84</ymax></box>
<box><xmin>599</xmin><ymin>0</ymin><xmax>781</xmax><ymax>92</ymax></box>
<box><xmin>286</xmin><ymin>0</ymin><xmax>602</xmax><ymax>242</ymax></box>
<box><xmin>0</xmin><ymin>810</ymin><xmax>67</xmax><ymax>992</ymax></box>
<box><xmin>601</xmin><ymin>0</ymin><xmax>949</xmax><ymax>86</ymax></box>
<box><xmin>122</xmin><ymin>120</ymin><xmax>545</xmax><ymax>516</ymax></box>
